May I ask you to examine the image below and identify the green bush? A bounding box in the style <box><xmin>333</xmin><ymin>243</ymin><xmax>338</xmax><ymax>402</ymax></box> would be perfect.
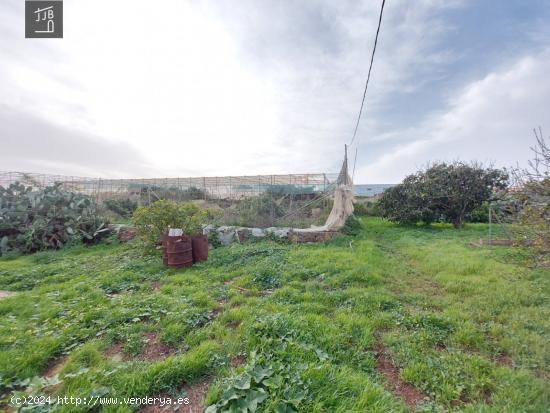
<box><xmin>134</xmin><ymin>185</ymin><xmax>207</xmax><ymax>204</ymax></box>
<box><xmin>131</xmin><ymin>200</ymin><xmax>209</xmax><ymax>254</ymax></box>
<box><xmin>236</xmin><ymin>194</ymin><xmax>284</xmax><ymax>227</ymax></box>
<box><xmin>352</xmin><ymin>202</ymin><xmax>368</xmax><ymax>216</ymax></box>
<box><xmin>468</xmin><ymin>201</ymin><xmax>489</xmax><ymax>223</ymax></box>
<box><xmin>104</xmin><ymin>198</ymin><xmax>138</xmax><ymax>217</ymax></box>
<box><xmin>0</xmin><ymin>182</ymin><xmax>109</xmax><ymax>255</ymax></box>
<box><xmin>353</xmin><ymin>201</ymin><xmax>380</xmax><ymax>217</ymax></box>
<box><xmin>378</xmin><ymin>162</ymin><xmax>508</xmax><ymax>228</ymax></box>
<box><xmin>342</xmin><ymin>215</ymin><xmax>363</xmax><ymax>236</ymax></box>
<box><xmin>182</xmin><ymin>186</ymin><xmax>207</xmax><ymax>200</ymax></box>
<box><xmin>207</xmin><ymin>228</ymin><xmax>222</xmax><ymax>249</ymax></box>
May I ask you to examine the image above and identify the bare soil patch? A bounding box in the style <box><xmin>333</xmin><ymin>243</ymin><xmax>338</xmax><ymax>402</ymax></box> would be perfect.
<box><xmin>0</xmin><ymin>291</ymin><xmax>16</xmax><ymax>300</ymax></box>
<box><xmin>230</xmin><ymin>354</ymin><xmax>246</xmax><ymax>368</ymax></box>
<box><xmin>182</xmin><ymin>378</ymin><xmax>212</xmax><ymax>413</ymax></box>
<box><xmin>43</xmin><ymin>356</ymin><xmax>68</xmax><ymax>378</ymax></box>
<box><xmin>494</xmin><ymin>353</ymin><xmax>513</xmax><ymax>367</ymax></box>
<box><xmin>106</xmin><ymin>333</ymin><xmax>175</xmax><ymax>362</ymax></box>
<box><xmin>136</xmin><ymin>332</ymin><xmax>175</xmax><ymax>361</ymax></box>
<box><xmin>374</xmin><ymin>344</ymin><xmax>426</xmax><ymax>409</ymax></box>
<box><xmin>140</xmin><ymin>378</ymin><xmax>212</xmax><ymax>413</ymax></box>
<box><xmin>210</xmin><ymin>308</ymin><xmax>222</xmax><ymax>319</ymax></box>
<box><xmin>227</xmin><ymin>320</ymin><xmax>241</xmax><ymax>329</ymax></box>
<box><xmin>106</xmin><ymin>342</ymin><xmax>125</xmax><ymax>362</ymax></box>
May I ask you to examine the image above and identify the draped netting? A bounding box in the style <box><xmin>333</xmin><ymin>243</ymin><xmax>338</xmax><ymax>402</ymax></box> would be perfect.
<box><xmin>294</xmin><ymin>147</ymin><xmax>354</xmax><ymax>233</ymax></box>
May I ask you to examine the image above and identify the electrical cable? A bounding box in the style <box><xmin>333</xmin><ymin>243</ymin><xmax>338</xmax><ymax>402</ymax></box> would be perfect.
<box><xmin>349</xmin><ymin>0</ymin><xmax>387</xmax><ymax>147</ymax></box>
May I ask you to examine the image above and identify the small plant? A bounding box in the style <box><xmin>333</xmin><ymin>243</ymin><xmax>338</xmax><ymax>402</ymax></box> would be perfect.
<box><xmin>342</xmin><ymin>215</ymin><xmax>362</xmax><ymax>236</ymax></box>
<box><xmin>104</xmin><ymin>198</ymin><xmax>138</xmax><ymax>218</ymax></box>
<box><xmin>182</xmin><ymin>186</ymin><xmax>207</xmax><ymax>200</ymax></box>
<box><xmin>131</xmin><ymin>200</ymin><xmax>209</xmax><ymax>254</ymax></box>
<box><xmin>236</xmin><ymin>194</ymin><xmax>284</xmax><ymax>227</ymax></box>
<box><xmin>206</xmin><ymin>350</ymin><xmax>309</xmax><ymax>413</ymax></box>
<box><xmin>352</xmin><ymin>202</ymin><xmax>369</xmax><ymax>216</ymax></box>
<box><xmin>252</xmin><ymin>269</ymin><xmax>281</xmax><ymax>290</ymax></box>
<box><xmin>207</xmin><ymin>228</ymin><xmax>223</xmax><ymax>249</ymax></box>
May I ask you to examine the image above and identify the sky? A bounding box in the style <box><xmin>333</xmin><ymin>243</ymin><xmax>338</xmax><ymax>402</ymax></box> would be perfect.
<box><xmin>1</xmin><ymin>0</ymin><xmax>549</xmax><ymax>183</ymax></box>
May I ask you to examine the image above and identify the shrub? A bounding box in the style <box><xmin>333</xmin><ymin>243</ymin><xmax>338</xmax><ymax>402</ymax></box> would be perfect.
<box><xmin>131</xmin><ymin>200</ymin><xmax>209</xmax><ymax>254</ymax></box>
<box><xmin>182</xmin><ymin>186</ymin><xmax>207</xmax><ymax>200</ymax></box>
<box><xmin>511</xmin><ymin>129</ymin><xmax>550</xmax><ymax>253</ymax></box>
<box><xmin>342</xmin><ymin>215</ymin><xmax>363</xmax><ymax>236</ymax></box>
<box><xmin>378</xmin><ymin>162</ymin><xmax>508</xmax><ymax>228</ymax></box>
<box><xmin>207</xmin><ymin>228</ymin><xmax>222</xmax><ymax>249</ymax></box>
<box><xmin>468</xmin><ymin>202</ymin><xmax>489</xmax><ymax>223</ymax></box>
<box><xmin>236</xmin><ymin>194</ymin><xmax>284</xmax><ymax>227</ymax></box>
<box><xmin>353</xmin><ymin>200</ymin><xmax>380</xmax><ymax>217</ymax></box>
<box><xmin>0</xmin><ymin>182</ymin><xmax>109</xmax><ymax>255</ymax></box>
<box><xmin>135</xmin><ymin>185</ymin><xmax>207</xmax><ymax>204</ymax></box>
<box><xmin>104</xmin><ymin>198</ymin><xmax>138</xmax><ymax>217</ymax></box>
<box><xmin>352</xmin><ymin>202</ymin><xmax>368</xmax><ymax>216</ymax></box>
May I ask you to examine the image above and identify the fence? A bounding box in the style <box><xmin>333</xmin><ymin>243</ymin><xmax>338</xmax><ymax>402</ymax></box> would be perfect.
<box><xmin>0</xmin><ymin>171</ymin><xmax>339</xmax><ymax>202</ymax></box>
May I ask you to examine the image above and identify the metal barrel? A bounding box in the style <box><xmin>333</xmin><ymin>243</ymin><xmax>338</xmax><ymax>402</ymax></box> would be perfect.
<box><xmin>191</xmin><ymin>235</ymin><xmax>209</xmax><ymax>263</ymax></box>
<box><xmin>164</xmin><ymin>235</ymin><xmax>193</xmax><ymax>268</ymax></box>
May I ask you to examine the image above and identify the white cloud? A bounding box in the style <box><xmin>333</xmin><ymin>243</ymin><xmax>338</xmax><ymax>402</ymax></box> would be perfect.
<box><xmin>1</xmin><ymin>0</ymin><xmax>283</xmax><ymax>177</ymax></box>
<box><xmin>357</xmin><ymin>50</ymin><xmax>550</xmax><ymax>182</ymax></box>
<box><xmin>2</xmin><ymin>0</ymin><xmax>546</xmax><ymax>183</ymax></box>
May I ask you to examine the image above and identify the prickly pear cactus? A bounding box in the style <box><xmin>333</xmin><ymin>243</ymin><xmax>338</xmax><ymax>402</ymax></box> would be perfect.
<box><xmin>0</xmin><ymin>182</ymin><xmax>109</xmax><ymax>255</ymax></box>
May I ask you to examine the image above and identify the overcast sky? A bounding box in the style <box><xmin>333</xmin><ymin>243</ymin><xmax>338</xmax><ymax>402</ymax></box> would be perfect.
<box><xmin>1</xmin><ymin>0</ymin><xmax>549</xmax><ymax>183</ymax></box>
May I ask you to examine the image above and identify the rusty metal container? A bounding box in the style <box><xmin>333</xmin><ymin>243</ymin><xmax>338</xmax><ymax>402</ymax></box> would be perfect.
<box><xmin>165</xmin><ymin>235</ymin><xmax>193</xmax><ymax>268</ymax></box>
<box><xmin>160</xmin><ymin>233</ymin><xmax>169</xmax><ymax>266</ymax></box>
<box><xmin>191</xmin><ymin>235</ymin><xmax>209</xmax><ymax>263</ymax></box>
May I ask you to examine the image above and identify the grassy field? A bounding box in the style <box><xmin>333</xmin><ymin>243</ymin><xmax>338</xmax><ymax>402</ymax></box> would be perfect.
<box><xmin>0</xmin><ymin>218</ymin><xmax>548</xmax><ymax>412</ymax></box>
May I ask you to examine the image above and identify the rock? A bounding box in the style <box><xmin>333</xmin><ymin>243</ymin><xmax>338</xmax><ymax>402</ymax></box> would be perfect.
<box><xmin>251</xmin><ymin>228</ymin><xmax>265</xmax><ymax>237</ymax></box>
<box><xmin>217</xmin><ymin>226</ymin><xmax>236</xmax><ymax>245</ymax></box>
<box><xmin>202</xmin><ymin>224</ymin><xmax>215</xmax><ymax>234</ymax></box>
<box><xmin>209</xmin><ymin>225</ymin><xmax>325</xmax><ymax>246</ymax></box>
<box><xmin>287</xmin><ymin>230</ymin><xmax>337</xmax><ymax>243</ymax></box>
<box><xmin>108</xmin><ymin>224</ymin><xmax>137</xmax><ymax>242</ymax></box>
<box><xmin>265</xmin><ymin>227</ymin><xmax>291</xmax><ymax>238</ymax></box>
<box><xmin>236</xmin><ymin>228</ymin><xmax>252</xmax><ymax>243</ymax></box>
<box><xmin>274</xmin><ymin>228</ymin><xmax>290</xmax><ymax>238</ymax></box>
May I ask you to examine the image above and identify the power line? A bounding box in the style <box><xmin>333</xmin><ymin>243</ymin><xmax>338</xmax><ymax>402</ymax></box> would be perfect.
<box><xmin>351</xmin><ymin>147</ymin><xmax>358</xmax><ymax>182</ymax></box>
<box><xmin>349</xmin><ymin>0</ymin><xmax>387</xmax><ymax>147</ymax></box>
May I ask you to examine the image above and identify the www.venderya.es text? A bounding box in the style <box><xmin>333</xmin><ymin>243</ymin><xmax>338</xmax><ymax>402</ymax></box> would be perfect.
<box><xmin>11</xmin><ymin>395</ymin><xmax>190</xmax><ymax>408</ymax></box>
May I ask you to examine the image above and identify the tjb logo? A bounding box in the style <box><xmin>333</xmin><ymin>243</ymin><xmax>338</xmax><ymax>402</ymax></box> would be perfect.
<box><xmin>25</xmin><ymin>1</ymin><xmax>63</xmax><ymax>38</ymax></box>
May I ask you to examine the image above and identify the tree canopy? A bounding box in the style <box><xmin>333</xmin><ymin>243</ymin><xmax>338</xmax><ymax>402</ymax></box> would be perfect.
<box><xmin>378</xmin><ymin>162</ymin><xmax>508</xmax><ymax>228</ymax></box>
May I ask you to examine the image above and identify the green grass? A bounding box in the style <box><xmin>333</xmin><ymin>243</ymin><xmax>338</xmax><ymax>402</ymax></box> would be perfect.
<box><xmin>0</xmin><ymin>218</ymin><xmax>548</xmax><ymax>412</ymax></box>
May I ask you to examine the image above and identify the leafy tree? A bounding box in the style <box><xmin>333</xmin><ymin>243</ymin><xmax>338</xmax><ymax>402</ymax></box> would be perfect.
<box><xmin>378</xmin><ymin>162</ymin><xmax>508</xmax><ymax>228</ymax></box>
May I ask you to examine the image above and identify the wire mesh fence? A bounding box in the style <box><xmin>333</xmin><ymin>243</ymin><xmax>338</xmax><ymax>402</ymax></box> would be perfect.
<box><xmin>0</xmin><ymin>171</ymin><xmax>340</xmax><ymax>228</ymax></box>
<box><xmin>0</xmin><ymin>171</ymin><xmax>339</xmax><ymax>202</ymax></box>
